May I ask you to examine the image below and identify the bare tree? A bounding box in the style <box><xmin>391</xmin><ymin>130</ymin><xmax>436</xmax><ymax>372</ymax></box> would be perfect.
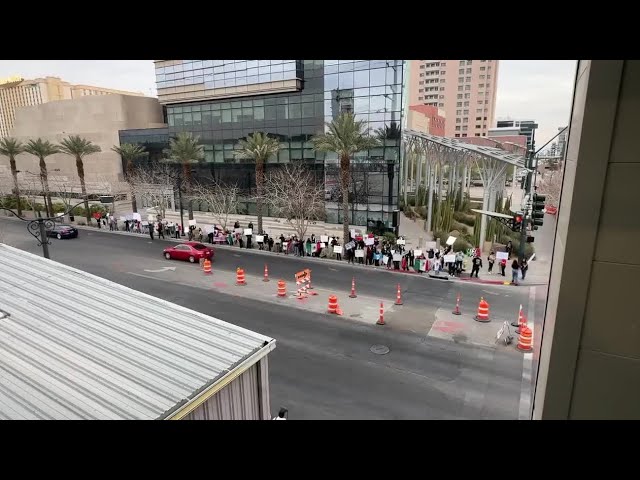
<box><xmin>191</xmin><ymin>180</ymin><xmax>239</xmax><ymax>232</ymax></box>
<box><xmin>538</xmin><ymin>165</ymin><xmax>564</xmax><ymax>207</ymax></box>
<box><xmin>94</xmin><ymin>175</ymin><xmax>129</xmax><ymax>217</ymax></box>
<box><xmin>128</xmin><ymin>162</ymin><xmax>179</xmax><ymax>220</ymax></box>
<box><xmin>19</xmin><ymin>173</ymin><xmax>43</xmax><ymax>216</ymax></box>
<box><xmin>263</xmin><ymin>162</ymin><xmax>326</xmax><ymax>239</ymax></box>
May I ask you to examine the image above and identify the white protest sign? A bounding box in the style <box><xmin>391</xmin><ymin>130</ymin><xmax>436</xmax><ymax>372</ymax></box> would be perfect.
<box><xmin>419</xmin><ymin>259</ymin><xmax>427</xmax><ymax>272</ymax></box>
<box><xmin>382</xmin><ymin>255</ymin><xmax>389</xmax><ymax>264</ymax></box>
<box><xmin>425</xmin><ymin>241</ymin><xmax>437</xmax><ymax>250</ymax></box>
<box><xmin>444</xmin><ymin>254</ymin><xmax>456</xmax><ymax>263</ymax></box>
<box><xmin>414</xmin><ymin>249</ymin><xmax>423</xmax><ymax>257</ymax></box>
<box><xmin>244</xmin><ymin>228</ymin><xmax>252</xmax><ymax>236</ymax></box>
<box><xmin>133</xmin><ymin>212</ymin><xmax>142</xmax><ymax>221</ymax></box>
<box><xmin>397</xmin><ymin>238</ymin><xmax>405</xmax><ymax>245</ymax></box>
<box><xmin>320</xmin><ymin>242</ymin><xmax>326</xmax><ymax>248</ymax></box>
<box><xmin>333</xmin><ymin>245</ymin><xmax>343</xmax><ymax>254</ymax></box>
<box><xmin>350</xmin><ymin>229</ymin><xmax>356</xmax><ymax>238</ymax></box>
<box><xmin>142</xmin><ymin>221</ymin><xmax>149</xmax><ymax>226</ymax></box>
<box><xmin>283</xmin><ymin>242</ymin><xmax>288</xmax><ymax>249</ymax></box>
<box><xmin>234</xmin><ymin>228</ymin><xmax>243</xmax><ymax>234</ymax></box>
<box><xmin>365</xmin><ymin>237</ymin><xmax>374</xmax><ymax>246</ymax></box>
<box><xmin>256</xmin><ymin>235</ymin><xmax>264</xmax><ymax>243</ymax></box>
<box><xmin>320</xmin><ymin>235</ymin><xmax>329</xmax><ymax>243</ymax></box>
<box><xmin>392</xmin><ymin>253</ymin><xmax>402</xmax><ymax>262</ymax></box>
<box><xmin>119</xmin><ymin>216</ymin><xmax>126</xmax><ymax>222</ymax></box>
<box><xmin>345</xmin><ymin>241</ymin><xmax>356</xmax><ymax>250</ymax></box>
<box><xmin>148</xmin><ymin>215</ymin><xmax>155</xmax><ymax>222</ymax></box>
<box><xmin>206</xmin><ymin>225</ymin><xmax>216</xmax><ymax>234</ymax></box>
<box><xmin>355</xmin><ymin>249</ymin><xmax>365</xmax><ymax>258</ymax></box>
<box><xmin>496</xmin><ymin>251</ymin><xmax>509</xmax><ymax>261</ymax></box>
<box><xmin>446</xmin><ymin>236</ymin><xmax>457</xmax><ymax>246</ymax></box>
<box><xmin>189</xmin><ymin>219</ymin><xmax>197</xmax><ymax>227</ymax></box>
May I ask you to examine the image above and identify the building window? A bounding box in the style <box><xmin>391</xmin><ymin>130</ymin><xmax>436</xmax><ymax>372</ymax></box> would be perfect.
<box><xmin>475</xmin><ymin>133</ymin><xmax>481</xmax><ymax>137</ymax></box>
<box><xmin>439</xmin><ymin>94</ymin><xmax>445</xmax><ymax>98</ymax></box>
<box><xmin>440</xmin><ymin>87</ymin><xmax>445</xmax><ymax>91</ymax></box>
<box><xmin>420</xmin><ymin>64</ymin><xmax>426</xmax><ymax>69</ymax></box>
<box><xmin>476</xmin><ymin>124</ymin><xmax>481</xmax><ymax>128</ymax></box>
<box><xmin>480</xmin><ymin>60</ymin><xmax>486</xmax><ymax>63</ymax></box>
<box><xmin>419</xmin><ymin>88</ymin><xmax>424</xmax><ymax>92</ymax></box>
<box><xmin>464</xmin><ymin>93</ymin><xmax>470</xmax><ymax>99</ymax></box>
<box><xmin>462</xmin><ymin>126</ymin><xmax>468</xmax><ymax>131</ymax></box>
<box><xmin>456</xmin><ymin>118</ymin><xmax>461</xmax><ymax>123</ymax></box>
<box><xmin>476</xmin><ymin>108</ymin><xmax>482</xmax><ymax>113</ymax></box>
<box><xmin>456</xmin><ymin>102</ymin><xmax>462</xmax><ymax>107</ymax></box>
<box><xmin>487</xmin><ymin>75</ymin><xmax>491</xmax><ymax>79</ymax></box>
<box><xmin>441</xmin><ymin>62</ymin><xmax>447</xmax><ymax>66</ymax></box>
<box><xmin>456</xmin><ymin>110</ymin><xmax>462</xmax><ymax>115</ymax></box>
<box><xmin>459</xmin><ymin>61</ymin><xmax>465</xmax><ymax>66</ymax></box>
<box><xmin>482</xmin><ymin>133</ymin><xmax>486</xmax><ymax>136</ymax></box>
<box><xmin>484</xmin><ymin>116</ymin><xmax>488</xmax><ymax>120</ymax></box>
<box><xmin>463</xmin><ymin>118</ymin><xmax>468</xmax><ymax>123</ymax></box>
<box><xmin>467</xmin><ymin>60</ymin><xmax>472</xmax><ymax>65</ymax></box>
<box><xmin>463</xmin><ymin>109</ymin><xmax>469</xmax><ymax>114</ymax></box>
<box><xmin>419</xmin><ymin>81</ymin><xmax>424</xmax><ymax>85</ymax></box>
<box><xmin>458</xmin><ymin>77</ymin><xmax>464</xmax><ymax>83</ymax></box>
<box><xmin>487</xmin><ymin>66</ymin><xmax>492</xmax><ymax>71</ymax></box>
<box><xmin>457</xmin><ymin>94</ymin><xmax>463</xmax><ymax>99</ymax></box>
<box><xmin>466</xmin><ymin>68</ymin><xmax>472</xmax><ymax>74</ymax></box>
<box><xmin>480</xmin><ymin>66</ymin><xmax>486</xmax><ymax>71</ymax></box>
<box><xmin>455</xmin><ymin>134</ymin><xmax>460</xmax><ymax>137</ymax></box>
<box><xmin>458</xmin><ymin>86</ymin><xmax>463</xmax><ymax>91</ymax></box>
<box><xmin>439</xmin><ymin>102</ymin><xmax>445</xmax><ymax>107</ymax></box>
<box><xmin>455</xmin><ymin>126</ymin><xmax>461</xmax><ymax>131</ymax></box>
<box><xmin>479</xmin><ymin>83</ymin><xmax>484</xmax><ymax>88</ymax></box>
<box><xmin>480</xmin><ymin>75</ymin><xmax>485</xmax><ymax>79</ymax></box>
<box><xmin>458</xmin><ymin>68</ymin><xmax>464</xmax><ymax>74</ymax></box>
<box><xmin>465</xmin><ymin>85</ymin><xmax>471</xmax><ymax>90</ymax></box>
<box><xmin>440</xmin><ymin>72</ymin><xmax>446</xmax><ymax>76</ymax></box>
<box><xmin>418</xmin><ymin>96</ymin><xmax>423</xmax><ymax>100</ymax></box>
<box><xmin>464</xmin><ymin>101</ymin><xmax>469</xmax><ymax>106</ymax></box>
<box><xmin>465</xmin><ymin>76</ymin><xmax>471</xmax><ymax>82</ymax></box>
<box><xmin>420</xmin><ymin>73</ymin><xmax>425</xmax><ymax>77</ymax></box>
<box><xmin>485</xmin><ymin>100</ymin><xmax>489</xmax><ymax>104</ymax></box>
<box><xmin>478</xmin><ymin>100</ymin><xmax>483</xmax><ymax>105</ymax></box>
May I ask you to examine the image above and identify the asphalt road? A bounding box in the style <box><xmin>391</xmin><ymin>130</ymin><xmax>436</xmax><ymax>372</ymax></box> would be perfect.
<box><xmin>0</xmin><ymin>217</ymin><xmax>525</xmax><ymax>419</ymax></box>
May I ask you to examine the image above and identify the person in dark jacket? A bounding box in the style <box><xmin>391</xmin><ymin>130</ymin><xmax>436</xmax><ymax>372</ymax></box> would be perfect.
<box><xmin>470</xmin><ymin>256</ymin><xmax>483</xmax><ymax>278</ymax></box>
<box><xmin>511</xmin><ymin>259</ymin><xmax>520</xmax><ymax>285</ymax></box>
<box><xmin>520</xmin><ymin>258</ymin><xmax>529</xmax><ymax>280</ymax></box>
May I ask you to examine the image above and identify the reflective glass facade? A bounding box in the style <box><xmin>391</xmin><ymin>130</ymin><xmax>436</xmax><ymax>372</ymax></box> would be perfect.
<box><xmin>121</xmin><ymin>60</ymin><xmax>404</xmax><ymax>226</ymax></box>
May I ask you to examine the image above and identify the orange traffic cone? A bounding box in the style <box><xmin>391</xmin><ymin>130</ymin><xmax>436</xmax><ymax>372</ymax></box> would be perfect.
<box><xmin>277</xmin><ymin>280</ymin><xmax>287</xmax><ymax>297</ymax></box>
<box><xmin>512</xmin><ymin>304</ymin><xmax>524</xmax><ymax>328</ymax></box>
<box><xmin>263</xmin><ymin>264</ymin><xmax>270</xmax><ymax>282</ymax></box>
<box><xmin>474</xmin><ymin>297</ymin><xmax>490</xmax><ymax>322</ymax></box>
<box><xmin>236</xmin><ymin>267</ymin><xmax>246</xmax><ymax>286</ymax></box>
<box><xmin>349</xmin><ymin>277</ymin><xmax>357</xmax><ymax>298</ymax></box>
<box><xmin>452</xmin><ymin>293</ymin><xmax>461</xmax><ymax>315</ymax></box>
<box><xmin>394</xmin><ymin>284</ymin><xmax>403</xmax><ymax>305</ymax></box>
<box><xmin>307</xmin><ymin>272</ymin><xmax>318</xmax><ymax>295</ymax></box>
<box><xmin>203</xmin><ymin>258</ymin><xmax>212</xmax><ymax>275</ymax></box>
<box><xmin>517</xmin><ymin>326</ymin><xmax>533</xmax><ymax>351</ymax></box>
<box><xmin>328</xmin><ymin>295</ymin><xmax>338</xmax><ymax>314</ymax></box>
<box><xmin>377</xmin><ymin>301</ymin><xmax>385</xmax><ymax>325</ymax></box>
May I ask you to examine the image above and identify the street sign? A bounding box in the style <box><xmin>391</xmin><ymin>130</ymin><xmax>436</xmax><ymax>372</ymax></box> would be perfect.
<box><xmin>295</xmin><ymin>269</ymin><xmax>310</xmax><ymax>283</ymax></box>
<box><xmin>99</xmin><ymin>196</ymin><xmax>114</xmax><ymax>204</ymax></box>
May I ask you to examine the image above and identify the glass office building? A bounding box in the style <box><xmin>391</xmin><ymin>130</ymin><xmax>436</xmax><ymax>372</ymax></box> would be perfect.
<box><xmin>120</xmin><ymin>60</ymin><xmax>404</xmax><ymax>227</ymax></box>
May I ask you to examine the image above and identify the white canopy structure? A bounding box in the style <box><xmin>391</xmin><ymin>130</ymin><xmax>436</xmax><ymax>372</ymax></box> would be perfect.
<box><xmin>401</xmin><ymin>130</ymin><xmax>527</xmax><ymax>246</ymax></box>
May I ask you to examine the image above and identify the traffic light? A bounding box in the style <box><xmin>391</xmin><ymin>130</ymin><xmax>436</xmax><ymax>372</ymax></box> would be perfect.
<box><xmin>511</xmin><ymin>213</ymin><xmax>524</xmax><ymax>232</ymax></box>
<box><xmin>531</xmin><ymin>193</ymin><xmax>546</xmax><ymax>227</ymax></box>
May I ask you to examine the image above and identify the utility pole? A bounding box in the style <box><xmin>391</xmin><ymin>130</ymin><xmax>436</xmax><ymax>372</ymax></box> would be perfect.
<box><xmin>519</xmin><ymin>129</ymin><xmax>536</xmax><ymax>262</ymax></box>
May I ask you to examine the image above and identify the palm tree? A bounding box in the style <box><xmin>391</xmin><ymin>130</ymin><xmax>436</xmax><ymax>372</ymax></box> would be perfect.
<box><xmin>59</xmin><ymin>135</ymin><xmax>102</xmax><ymax>224</ymax></box>
<box><xmin>24</xmin><ymin>139</ymin><xmax>60</xmax><ymax>218</ymax></box>
<box><xmin>164</xmin><ymin>132</ymin><xmax>204</xmax><ymax>220</ymax></box>
<box><xmin>0</xmin><ymin>137</ymin><xmax>25</xmax><ymax>216</ymax></box>
<box><xmin>111</xmin><ymin>143</ymin><xmax>148</xmax><ymax>213</ymax></box>
<box><xmin>313</xmin><ymin>113</ymin><xmax>379</xmax><ymax>243</ymax></box>
<box><xmin>234</xmin><ymin>132</ymin><xmax>280</xmax><ymax>233</ymax></box>
<box><xmin>375</xmin><ymin>121</ymin><xmax>402</xmax><ymax>207</ymax></box>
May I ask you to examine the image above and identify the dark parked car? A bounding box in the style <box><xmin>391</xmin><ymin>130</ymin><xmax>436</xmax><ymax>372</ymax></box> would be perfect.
<box><xmin>163</xmin><ymin>242</ymin><xmax>214</xmax><ymax>263</ymax></box>
<box><xmin>47</xmin><ymin>224</ymin><xmax>78</xmax><ymax>239</ymax></box>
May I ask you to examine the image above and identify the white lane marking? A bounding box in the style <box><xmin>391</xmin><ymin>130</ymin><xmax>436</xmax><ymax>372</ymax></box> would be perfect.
<box><xmin>143</xmin><ymin>266</ymin><xmax>176</xmax><ymax>273</ymax></box>
<box><xmin>518</xmin><ymin>286</ymin><xmax>536</xmax><ymax>420</ymax></box>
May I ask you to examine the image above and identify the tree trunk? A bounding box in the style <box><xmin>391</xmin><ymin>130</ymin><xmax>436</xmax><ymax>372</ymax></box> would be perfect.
<box><xmin>255</xmin><ymin>158</ymin><xmax>264</xmax><ymax>234</ymax></box>
<box><xmin>183</xmin><ymin>162</ymin><xmax>193</xmax><ymax>220</ymax></box>
<box><xmin>10</xmin><ymin>156</ymin><xmax>22</xmax><ymax>217</ymax></box>
<box><xmin>426</xmin><ymin>162</ymin><xmax>434</xmax><ymax>234</ymax></box>
<box><xmin>340</xmin><ymin>154</ymin><xmax>351</xmax><ymax>244</ymax></box>
<box><xmin>127</xmin><ymin>160</ymin><xmax>138</xmax><ymax>213</ymax></box>
<box><xmin>76</xmin><ymin>156</ymin><xmax>91</xmax><ymax>224</ymax></box>
<box><xmin>39</xmin><ymin>157</ymin><xmax>52</xmax><ymax>218</ymax></box>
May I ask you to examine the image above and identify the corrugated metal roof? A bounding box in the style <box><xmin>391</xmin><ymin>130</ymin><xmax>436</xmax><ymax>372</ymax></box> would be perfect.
<box><xmin>0</xmin><ymin>244</ymin><xmax>274</xmax><ymax>420</ymax></box>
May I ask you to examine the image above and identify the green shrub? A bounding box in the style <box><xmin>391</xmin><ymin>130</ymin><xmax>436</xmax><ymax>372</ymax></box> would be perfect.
<box><xmin>453</xmin><ymin>211</ymin><xmax>476</xmax><ymax>227</ymax></box>
<box><xmin>453</xmin><ymin>237</ymin><xmax>472</xmax><ymax>251</ymax></box>
<box><xmin>451</xmin><ymin>221</ymin><xmax>469</xmax><ymax>235</ymax></box>
<box><xmin>417</xmin><ymin>206</ymin><xmax>427</xmax><ymax>219</ymax></box>
<box><xmin>407</xmin><ymin>196</ymin><xmax>416</xmax><ymax>207</ymax></box>
<box><xmin>383</xmin><ymin>231</ymin><xmax>397</xmax><ymax>244</ymax></box>
<box><xmin>0</xmin><ymin>196</ymin><xmax>30</xmax><ymax>210</ymax></box>
<box><xmin>433</xmin><ymin>230</ymin><xmax>447</xmax><ymax>243</ymax></box>
<box><xmin>52</xmin><ymin>202</ymin><xmax>67</xmax><ymax>213</ymax></box>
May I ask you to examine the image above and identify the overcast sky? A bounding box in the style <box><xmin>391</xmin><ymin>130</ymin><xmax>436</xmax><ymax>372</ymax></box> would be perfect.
<box><xmin>0</xmin><ymin>60</ymin><xmax>576</xmax><ymax>146</ymax></box>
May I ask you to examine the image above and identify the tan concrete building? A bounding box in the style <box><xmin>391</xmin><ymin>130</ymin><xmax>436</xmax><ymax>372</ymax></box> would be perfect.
<box><xmin>3</xmin><ymin>94</ymin><xmax>165</xmax><ymax>194</ymax></box>
<box><xmin>408</xmin><ymin>60</ymin><xmax>499</xmax><ymax>138</ymax></box>
<box><xmin>0</xmin><ymin>75</ymin><xmax>145</xmax><ymax>137</ymax></box>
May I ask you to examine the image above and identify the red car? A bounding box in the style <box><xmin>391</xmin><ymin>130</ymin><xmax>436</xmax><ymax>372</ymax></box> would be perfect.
<box><xmin>163</xmin><ymin>242</ymin><xmax>213</xmax><ymax>263</ymax></box>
